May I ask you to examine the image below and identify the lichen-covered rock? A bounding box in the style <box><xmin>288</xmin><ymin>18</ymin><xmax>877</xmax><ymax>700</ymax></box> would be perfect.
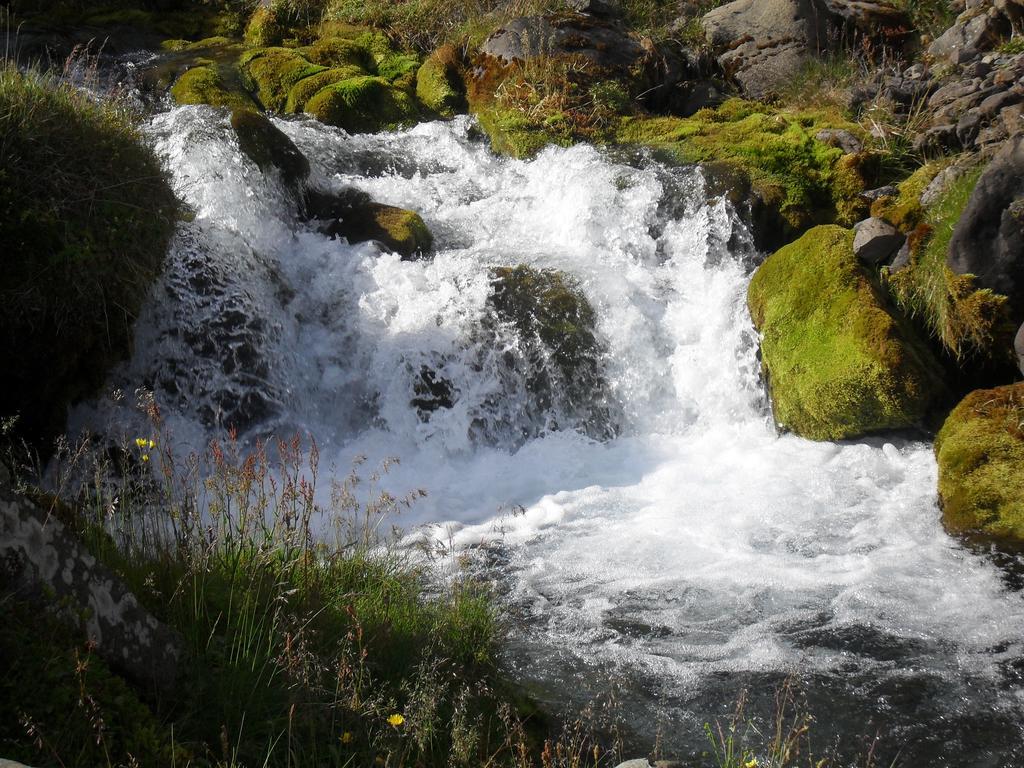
<box><xmin>416</xmin><ymin>44</ymin><xmax>466</xmax><ymax>117</ymax></box>
<box><xmin>304</xmin><ymin>75</ymin><xmax>419</xmax><ymax>133</ymax></box>
<box><xmin>230</xmin><ymin>109</ymin><xmax>310</xmax><ymax>192</ymax></box>
<box><xmin>748</xmin><ymin>225</ymin><xmax>947</xmax><ymax>440</ymax></box>
<box><xmin>243</xmin><ymin>4</ymin><xmax>285</xmax><ymax>47</ymax></box>
<box><xmin>0</xmin><ymin>472</ymin><xmax>182</xmax><ymax>694</ymax></box>
<box><xmin>170</xmin><ymin>64</ymin><xmax>258</xmax><ymax>110</ymax></box>
<box><xmin>935</xmin><ymin>382</ymin><xmax>1024</xmax><ymax>541</ymax></box>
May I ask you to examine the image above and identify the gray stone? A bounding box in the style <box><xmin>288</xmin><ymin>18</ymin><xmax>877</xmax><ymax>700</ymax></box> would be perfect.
<box><xmin>861</xmin><ymin>184</ymin><xmax>899</xmax><ymax>201</ymax></box>
<box><xmin>0</xmin><ymin>760</ymin><xmax>38</xmax><ymax>768</ymax></box>
<box><xmin>957</xmin><ymin>108</ymin><xmax>983</xmax><ymax>146</ymax></box>
<box><xmin>913</xmin><ymin>123</ymin><xmax>960</xmax><ymax>154</ymax></box>
<box><xmin>921</xmin><ymin>162</ymin><xmax>969</xmax><ymax>207</ymax></box>
<box><xmin>890</xmin><ymin>241</ymin><xmax>912</xmax><ymax>272</ymax></box>
<box><xmin>948</xmin><ymin>133</ymin><xmax>1024</xmax><ymax>322</ymax></box>
<box><xmin>0</xmin><ymin>480</ymin><xmax>182</xmax><ymax>695</ymax></box>
<box><xmin>1016</xmin><ymin>320</ymin><xmax>1024</xmax><ymax>375</ymax></box>
<box><xmin>854</xmin><ymin>217</ymin><xmax>906</xmax><ymax>265</ymax></box>
<box><xmin>480</xmin><ymin>14</ymin><xmax>642</xmax><ymax>70</ymax></box>
<box><xmin>816</xmin><ymin>128</ymin><xmax>865</xmax><ymax>154</ymax></box>
<box><xmin>929</xmin><ymin>7</ymin><xmax>1011</xmax><ymax>61</ymax></box>
<box><xmin>565</xmin><ymin>0</ymin><xmax>622</xmax><ymax>16</ymax></box>
<box><xmin>613</xmin><ymin>762</ymin><xmax>684</xmax><ymax>768</ymax></box>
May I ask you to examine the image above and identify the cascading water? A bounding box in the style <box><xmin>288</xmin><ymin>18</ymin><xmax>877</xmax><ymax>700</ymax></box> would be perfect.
<box><xmin>70</xmin><ymin>104</ymin><xmax>1024</xmax><ymax>765</ymax></box>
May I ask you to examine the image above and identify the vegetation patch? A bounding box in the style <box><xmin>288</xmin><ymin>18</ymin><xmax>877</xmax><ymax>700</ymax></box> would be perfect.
<box><xmin>417</xmin><ymin>44</ymin><xmax>468</xmax><ymax>117</ymax></box>
<box><xmin>617</xmin><ymin>100</ymin><xmax>873</xmax><ymax>233</ymax></box>
<box><xmin>935</xmin><ymin>383</ymin><xmax>1024</xmax><ymax>542</ymax></box>
<box><xmin>171</xmin><ymin>63</ymin><xmax>259</xmax><ymax>110</ymax></box>
<box><xmin>305</xmin><ymin>74</ymin><xmax>420</xmax><ymax>132</ymax></box>
<box><xmin>748</xmin><ymin>225</ymin><xmax>947</xmax><ymax>441</ymax></box>
<box><xmin>0</xmin><ymin>67</ymin><xmax>177</xmax><ymax>446</ymax></box>
<box><xmin>883</xmin><ymin>165</ymin><xmax>1015</xmax><ymax>366</ymax></box>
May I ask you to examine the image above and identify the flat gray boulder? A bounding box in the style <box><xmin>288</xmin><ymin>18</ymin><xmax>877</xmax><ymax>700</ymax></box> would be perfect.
<box><xmin>1016</xmin><ymin>320</ymin><xmax>1024</xmax><ymax>375</ymax></box>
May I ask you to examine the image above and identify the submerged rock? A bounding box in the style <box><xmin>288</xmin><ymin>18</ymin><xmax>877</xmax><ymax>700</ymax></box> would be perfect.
<box><xmin>936</xmin><ymin>382</ymin><xmax>1024</xmax><ymax>542</ymax></box>
<box><xmin>748</xmin><ymin>225</ymin><xmax>947</xmax><ymax>440</ymax></box>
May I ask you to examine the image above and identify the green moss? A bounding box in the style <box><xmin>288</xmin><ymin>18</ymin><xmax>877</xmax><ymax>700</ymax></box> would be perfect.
<box><xmin>0</xmin><ymin>66</ymin><xmax>177</xmax><ymax>446</ymax></box>
<box><xmin>476</xmin><ymin>103</ymin><xmax>571</xmax><ymax>159</ymax></box>
<box><xmin>377</xmin><ymin>51</ymin><xmax>421</xmax><ymax>89</ymax></box>
<box><xmin>170</xmin><ymin>64</ymin><xmax>258</xmax><ymax>111</ymax></box>
<box><xmin>884</xmin><ymin>166</ymin><xmax>1014</xmax><ymax>363</ymax></box>
<box><xmin>244</xmin><ymin>5</ymin><xmax>286</xmax><ymax>47</ymax></box>
<box><xmin>332</xmin><ymin>200</ymin><xmax>433</xmax><ymax>257</ymax></box>
<box><xmin>240</xmin><ymin>47</ymin><xmax>327</xmax><ymax>112</ymax></box>
<box><xmin>285</xmin><ymin>65</ymin><xmax>364</xmax><ymax>112</ymax></box>
<box><xmin>870</xmin><ymin>160</ymin><xmax>949</xmax><ymax>232</ymax></box>
<box><xmin>416</xmin><ymin>44</ymin><xmax>466</xmax><ymax>117</ymax></box>
<box><xmin>616</xmin><ymin>101</ymin><xmax>871</xmax><ymax>232</ymax></box>
<box><xmin>304</xmin><ymin>75</ymin><xmax>419</xmax><ymax>133</ymax></box>
<box><xmin>935</xmin><ymin>383</ymin><xmax>1024</xmax><ymax>541</ymax></box>
<box><xmin>748</xmin><ymin>225</ymin><xmax>947</xmax><ymax>440</ymax></box>
<box><xmin>302</xmin><ymin>36</ymin><xmax>373</xmax><ymax>69</ymax></box>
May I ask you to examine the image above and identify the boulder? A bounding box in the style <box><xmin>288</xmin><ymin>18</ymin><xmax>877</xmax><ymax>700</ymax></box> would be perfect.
<box><xmin>701</xmin><ymin>0</ymin><xmax>911</xmax><ymax>99</ymax></box>
<box><xmin>0</xmin><ymin>470</ymin><xmax>182</xmax><ymax>695</ymax></box>
<box><xmin>1017</xmin><ymin>320</ymin><xmax>1024</xmax><ymax>374</ymax></box>
<box><xmin>416</xmin><ymin>44</ymin><xmax>467</xmax><ymax>117</ymax></box>
<box><xmin>854</xmin><ymin>216</ymin><xmax>905</xmax><ymax>265</ymax></box>
<box><xmin>816</xmin><ymin>128</ymin><xmax>865</xmax><ymax>154</ymax></box>
<box><xmin>748</xmin><ymin>225</ymin><xmax>947</xmax><ymax>440</ymax></box>
<box><xmin>935</xmin><ymin>382</ymin><xmax>1024</xmax><ymax>542</ymax></box>
<box><xmin>170</xmin><ymin>64</ymin><xmax>258</xmax><ymax>111</ymax></box>
<box><xmin>947</xmin><ymin>134</ymin><xmax>1024</xmax><ymax>322</ymax></box>
<box><xmin>928</xmin><ymin>6</ymin><xmax>1011</xmax><ymax>62</ymax></box>
<box><xmin>480</xmin><ymin>14</ymin><xmax>643</xmax><ymax>71</ymax></box>
<box><xmin>230</xmin><ymin>109</ymin><xmax>310</xmax><ymax>193</ymax></box>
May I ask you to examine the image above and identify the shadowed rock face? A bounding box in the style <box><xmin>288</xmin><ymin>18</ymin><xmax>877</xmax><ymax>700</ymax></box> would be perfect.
<box><xmin>947</xmin><ymin>134</ymin><xmax>1024</xmax><ymax>323</ymax></box>
<box><xmin>0</xmin><ymin>467</ymin><xmax>181</xmax><ymax>696</ymax></box>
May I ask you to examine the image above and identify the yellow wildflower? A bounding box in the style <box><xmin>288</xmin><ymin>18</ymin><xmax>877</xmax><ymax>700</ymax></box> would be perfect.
<box><xmin>745</xmin><ymin>759</ymin><xmax>758</xmax><ymax>768</ymax></box>
<box><xmin>141</xmin><ymin>454</ymin><xmax>150</xmax><ymax>462</ymax></box>
<box><xmin>340</xmin><ymin>731</ymin><xmax>353</xmax><ymax>744</ymax></box>
<box><xmin>148</xmin><ymin>439</ymin><xmax>155</xmax><ymax>449</ymax></box>
<box><xmin>387</xmin><ymin>713</ymin><xmax>404</xmax><ymax>727</ymax></box>
<box><xmin>135</xmin><ymin>438</ymin><xmax>146</xmax><ymax>448</ymax></box>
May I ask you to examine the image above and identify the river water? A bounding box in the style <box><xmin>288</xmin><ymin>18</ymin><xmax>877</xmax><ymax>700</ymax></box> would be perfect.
<box><xmin>71</xmin><ymin>104</ymin><xmax>1024</xmax><ymax>765</ymax></box>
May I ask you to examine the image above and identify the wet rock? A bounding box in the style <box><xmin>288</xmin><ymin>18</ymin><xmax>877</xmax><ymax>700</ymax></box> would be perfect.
<box><xmin>947</xmin><ymin>133</ymin><xmax>1024</xmax><ymax>321</ymax></box>
<box><xmin>748</xmin><ymin>225</ymin><xmax>947</xmax><ymax>440</ymax></box>
<box><xmin>854</xmin><ymin>217</ymin><xmax>905</xmax><ymax>265</ymax></box>
<box><xmin>230</xmin><ymin>109</ymin><xmax>310</xmax><ymax>193</ymax></box>
<box><xmin>308</xmin><ymin>188</ymin><xmax>433</xmax><ymax>259</ymax></box>
<box><xmin>410</xmin><ymin>365</ymin><xmax>456</xmax><ymax>417</ymax></box>
<box><xmin>935</xmin><ymin>382</ymin><xmax>1024</xmax><ymax>542</ymax></box>
<box><xmin>0</xmin><ymin>477</ymin><xmax>182</xmax><ymax>695</ymax></box>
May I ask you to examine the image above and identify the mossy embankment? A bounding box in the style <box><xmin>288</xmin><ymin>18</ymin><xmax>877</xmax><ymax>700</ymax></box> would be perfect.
<box><xmin>0</xmin><ymin>66</ymin><xmax>177</xmax><ymax>447</ymax></box>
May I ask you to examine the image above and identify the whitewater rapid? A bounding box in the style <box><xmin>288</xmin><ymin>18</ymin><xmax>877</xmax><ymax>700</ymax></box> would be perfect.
<box><xmin>71</xmin><ymin>106</ymin><xmax>1024</xmax><ymax>763</ymax></box>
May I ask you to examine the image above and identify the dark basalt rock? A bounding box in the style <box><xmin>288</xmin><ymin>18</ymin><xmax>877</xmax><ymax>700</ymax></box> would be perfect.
<box><xmin>947</xmin><ymin>134</ymin><xmax>1024</xmax><ymax>322</ymax></box>
<box><xmin>1016</xmin><ymin>320</ymin><xmax>1024</xmax><ymax>376</ymax></box>
<box><xmin>305</xmin><ymin>188</ymin><xmax>433</xmax><ymax>259</ymax></box>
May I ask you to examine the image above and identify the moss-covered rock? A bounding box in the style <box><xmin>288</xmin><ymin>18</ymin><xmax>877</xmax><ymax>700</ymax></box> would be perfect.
<box><xmin>616</xmin><ymin>100</ymin><xmax>872</xmax><ymax>235</ymax></box>
<box><xmin>243</xmin><ymin>4</ymin><xmax>285</xmax><ymax>47</ymax></box>
<box><xmin>0</xmin><ymin>67</ymin><xmax>177</xmax><ymax>446</ymax></box>
<box><xmin>935</xmin><ymin>383</ymin><xmax>1024</xmax><ymax>542</ymax></box>
<box><xmin>240</xmin><ymin>47</ymin><xmax>326</xmax><ymax>112</ymax></box>
<box><xmin>230</xmin><ymin>109</ymin><xmax>309</xmax><ymax>192</ymax></box>
<box><xmin>304</xmin><ymin>75</ymin><xmax>419</xmax><ymax>133</ymax></box>
<box><xmin>303</xmin><ymin>36</ymin><xmax>373</xmax><ymax>69</ymax></box>
<box><xmin>416</xmin><ymin>44</ymin><xmax>467</xmax><ymax>117</ymax></box>
<box><xmin>170</xmin><ymin>64</ymin><xmax>257</xmax><ymax>110</ymax></box>
<box><xmin>748</xmin><ymin>225</ymin><xmax>947</xmax><ymax>440</ymax></box>
<box><xmin>284</xmin><ymin>65</ymin><xmax>364</xmax><ymax>113</ymax></box>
